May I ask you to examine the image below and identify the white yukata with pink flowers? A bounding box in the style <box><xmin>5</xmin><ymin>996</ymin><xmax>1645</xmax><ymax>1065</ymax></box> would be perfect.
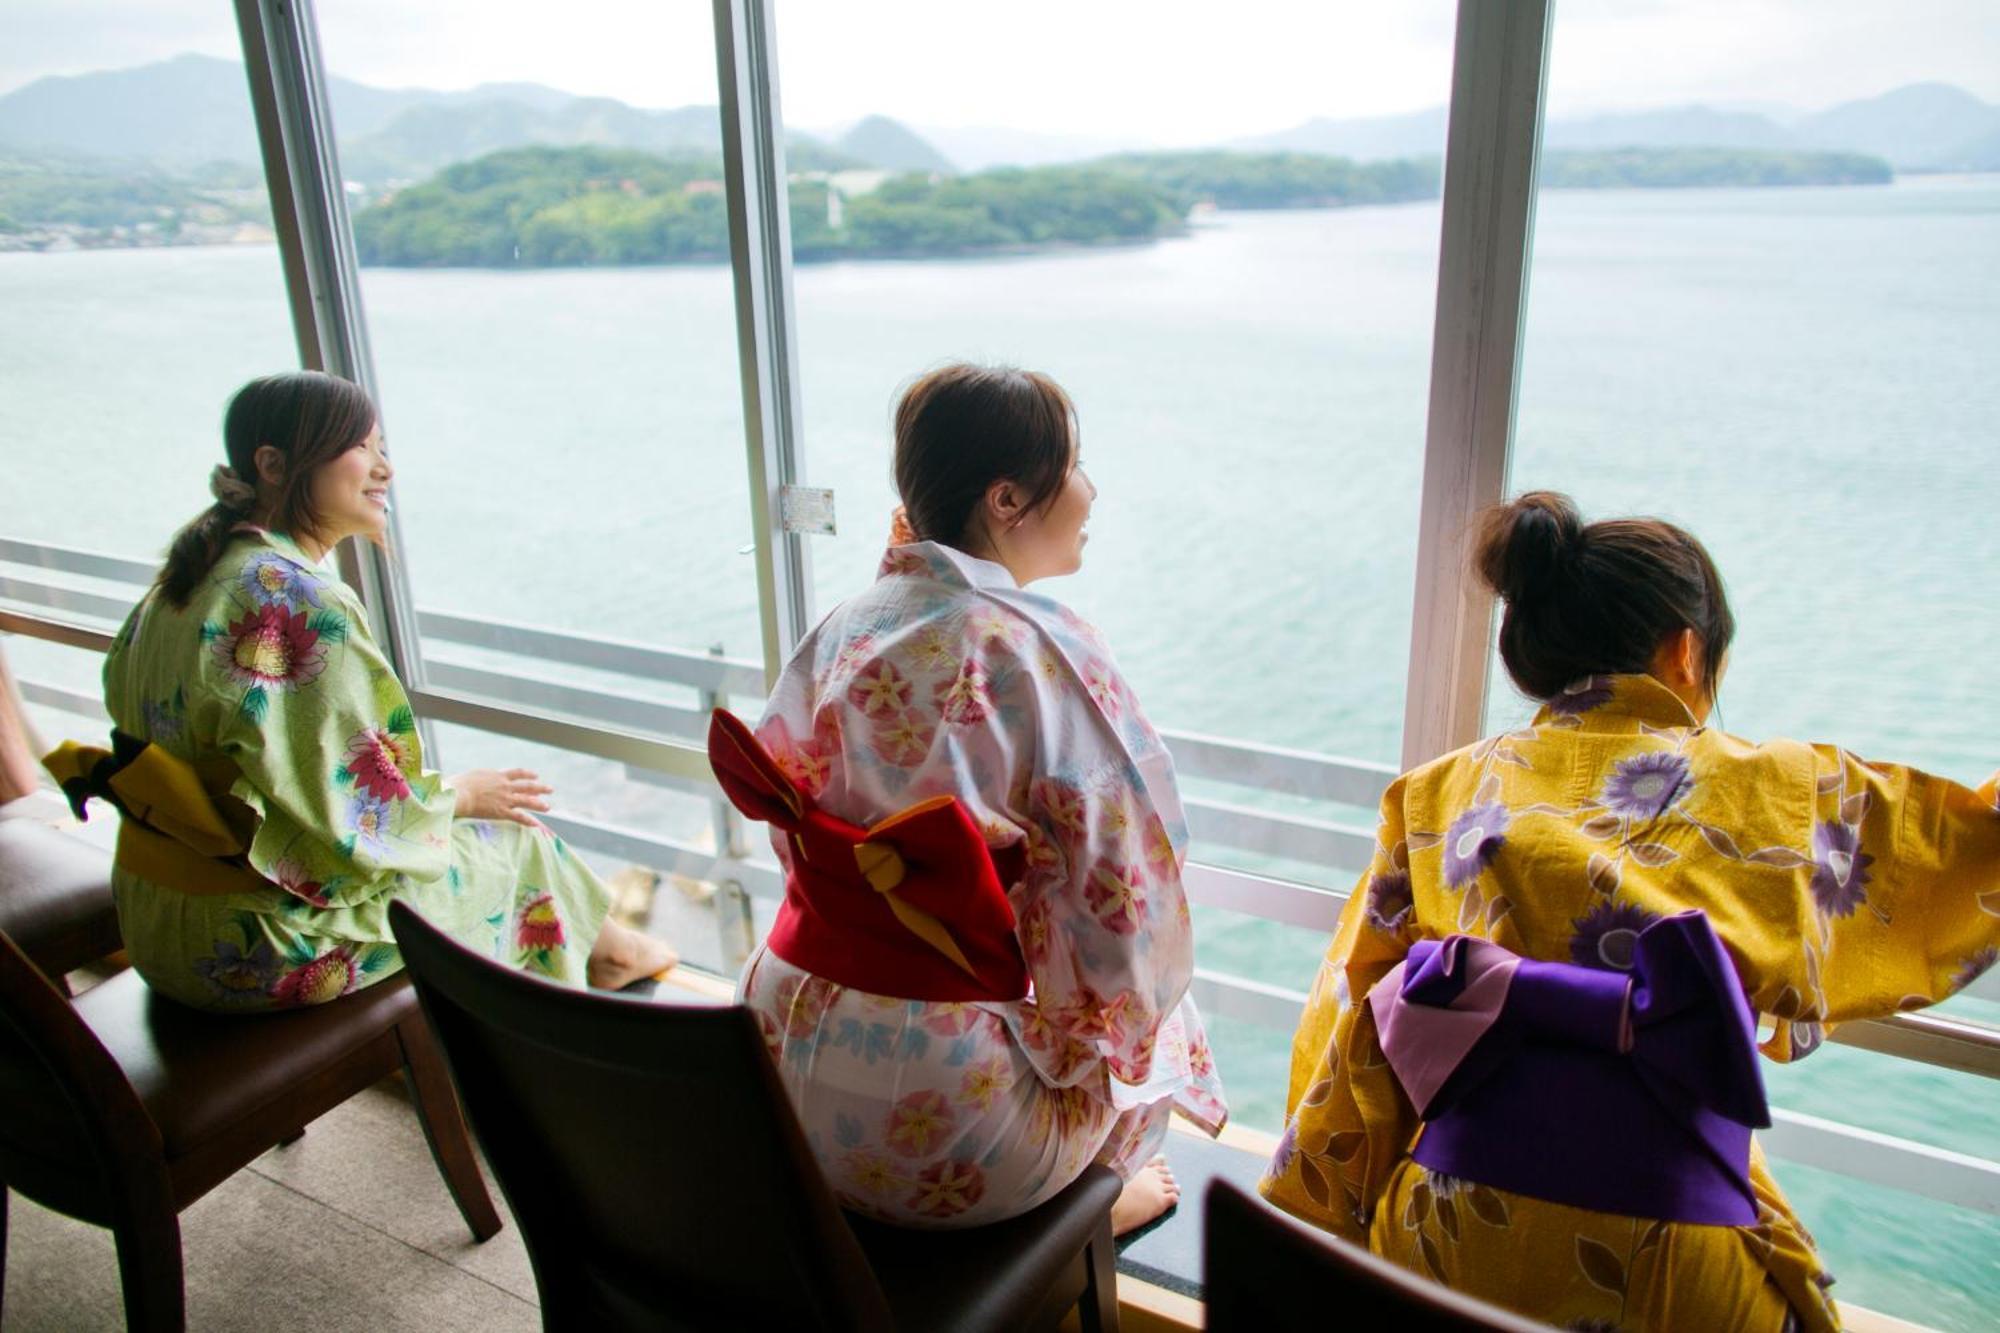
<box><xmin>739</xmin><ymin>540</ymin><xmax>1228</xmax><ymax>1228</ymax></box>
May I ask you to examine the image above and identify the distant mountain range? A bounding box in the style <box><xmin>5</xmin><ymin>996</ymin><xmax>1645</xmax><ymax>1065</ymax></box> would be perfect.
<box><xmin>0</xmin><ymin>54</ymin><xmax>876</xmax><ymax>182</ymax></box>
<box><xmin>1236</xmin><ymin>83</ymin><xmax>2000</xmax><ymax>173</ymax></box>
<box><xmin>3</xmin><ymin>54</ymin><xmax>1997</xmax><ymax>182</ymax></box>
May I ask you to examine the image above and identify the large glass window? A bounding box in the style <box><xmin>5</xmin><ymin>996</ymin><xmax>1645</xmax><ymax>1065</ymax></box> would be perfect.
<box><xmin>304</xmin><ymin>5</ymin><xmax>764</xmax><ymax>939</ymax></box>
<box><xmin>314</xmin><ymin>3</ymin><xmax>761</xmax><ymax>703</ymax></box>
<box><xmin>1503</xmin><ymin>4</ymin><xmax>2000</xmax><ymax>1322</ymax></box>
<box><xmin>0</xmin><ymin>14</ymin><xmax>299</xmax><ymax>724</ymax></box>
<box><xmin>775</xmin><ymin>4</ymin><xmax>1454</xmax><ymax>772</ymax></box>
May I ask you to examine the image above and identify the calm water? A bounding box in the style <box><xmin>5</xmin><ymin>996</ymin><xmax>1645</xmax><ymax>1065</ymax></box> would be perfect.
<box><xmin>4</xmin><ymin>176</ymin><xmax>1997</xmax><ymax>1326</ymax></box>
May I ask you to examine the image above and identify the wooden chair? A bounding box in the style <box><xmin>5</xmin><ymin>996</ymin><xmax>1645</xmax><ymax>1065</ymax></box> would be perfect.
<box><xmin>0</xmin><ymin>918</ymin><xmax>502</xmax><ymax>1332</ymax></box>
<box><xmin>0</xmin><ymin>816</ymin><xmax>124</xmax><ymax>991</ymax></box>
<box><xmin>388</xmin><ymin>899</ymin><xmax>1123</xmax><ymax>1332</ymax></box>
<box><xmin>1203</xmin><ymin>1180</ymin><xmax>1551</xmax><ymax>1331</ymax></box>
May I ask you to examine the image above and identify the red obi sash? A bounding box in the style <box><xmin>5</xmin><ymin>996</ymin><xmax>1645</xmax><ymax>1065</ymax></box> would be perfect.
<box><xmin>707</xmin><ymin>710</ymin><xmax>1029</xmax><ymax>1003</ymax></box>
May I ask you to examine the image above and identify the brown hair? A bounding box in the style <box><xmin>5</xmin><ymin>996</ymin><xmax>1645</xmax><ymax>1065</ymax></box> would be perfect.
<box><xmin>1474</xmin><ymin>491</ymin><xmax>1735</xmax><ymax>704</ymax></box>
<box><xmin>891</xmin><ymin>363</ymin><xmax>1077</xmax><ymax>549</ymax></box>
<box><xmin>156</xmin><ymin>371</ymin><xmax>378</xmax><ymax>608</ymax></box>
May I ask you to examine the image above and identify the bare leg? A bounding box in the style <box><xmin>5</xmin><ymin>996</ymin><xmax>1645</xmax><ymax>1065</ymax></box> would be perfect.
<box><xmin>1110</xmin><ymin>1155</ymin><xmax>1179</xmax><ymax>1235</ymax></box>
<box><xmin>0</xmin><ymin>647</ymin><xmax>44</xmax><ymax>804</ymax></box>
<box><xmin>586</xmin><ymin>915</ymin><xmax>678</xmax><ymax>990</ymax></box>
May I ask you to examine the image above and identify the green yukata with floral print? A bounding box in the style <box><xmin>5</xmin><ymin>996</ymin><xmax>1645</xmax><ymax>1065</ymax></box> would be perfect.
<box><xmin>102</xmin><ymin>529</ymin><xmax>611</xmax><ymax>1011</ymax></box>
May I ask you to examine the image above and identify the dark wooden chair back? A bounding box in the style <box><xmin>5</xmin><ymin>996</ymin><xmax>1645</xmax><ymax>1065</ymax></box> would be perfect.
<box><xmin>1203</xmin><ymin>1180</ymin><xmax>1551</xmax><ymax>1332</ymax></box>
<box><xmin>0</xmin><ymin>924</ymin><xmax>160</xmax><ymax>1224</ymax></box>
<box><xmin>0</xmin><ymin>905</ymin><xmax>500</xmax><ymax>1332</ymax></box>
<box><xmin>389</xmin><ymin>900</ymin><xmax>895</xmax><ymax>1331</ymax></box>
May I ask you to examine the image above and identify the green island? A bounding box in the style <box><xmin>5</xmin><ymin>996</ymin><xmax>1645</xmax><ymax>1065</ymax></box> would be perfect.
<box><xmin>347</xmin><ymin>146</ymin><xmax>1445</xmax><ymax>267</ymax></box>
<box><xmin>0</xmin><ymin>154</ymin><xmax>269</xmax><ymax>245</ymax></box>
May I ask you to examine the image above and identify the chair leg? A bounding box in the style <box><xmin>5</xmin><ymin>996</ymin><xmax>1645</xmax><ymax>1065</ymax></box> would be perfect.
<box><xmin>111</xmin><ymin>1201</ymin><xmax>185</xmax><ymax>1333</ymax></box>
<box><xmin>278</xmin><ymin>1126</ymin><xmax>306</xmax><ymax>1146</ymax></box>
<box><xmin>395</xmin><ymin>1015</ymin><xmax>503</xmax><ymax>1242</ymax></box>
<box><xmin>1077</xmin><ymin>1216</ymin><xmax>1120</xmax><ymax>1333</ymax></box>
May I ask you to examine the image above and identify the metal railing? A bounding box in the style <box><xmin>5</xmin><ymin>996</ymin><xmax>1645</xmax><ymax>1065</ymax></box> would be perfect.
<box><xmin>3</xmin><ymin>534</ymin><xmax>1997</xmax><ymax>1219</ymax></box>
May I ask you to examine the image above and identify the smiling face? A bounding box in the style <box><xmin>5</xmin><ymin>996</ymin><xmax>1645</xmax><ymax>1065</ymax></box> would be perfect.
<box><xmin>1007</xmin><ymin>460</ymin><xmax>1097</xmax><ymax>582</ymax></box>
<box><xmin>303</xmin><ymin>423</ymin><xmax>392</xmax><ymax>549</ymax></box>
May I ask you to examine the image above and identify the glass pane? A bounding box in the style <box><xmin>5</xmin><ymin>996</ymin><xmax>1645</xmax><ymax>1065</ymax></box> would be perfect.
<box><xmin>0</xmin><ymin>22</ymin><xmax>294</xmax><ymax>577</ymax></box>
<box><xmin>313</xmin><ymin>5</ymin><xmax>762</xmax><ymax>714</ymax></box>
<box><xmin>775</xmin><ymin>3</ymin><xmax>1454</xmax><ymax>771</ymax></box>
<box><xmin>1506</xmin><ymin>6</ymin><xmax>2000</xmax><ymax>1325</ymax></box>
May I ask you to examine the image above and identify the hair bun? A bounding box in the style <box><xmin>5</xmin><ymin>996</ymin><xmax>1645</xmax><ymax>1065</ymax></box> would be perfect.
<box><xmin>208</xmin><ymin>463</ymin><xmax>258</xmax><ymax>515</ymax></box>
<box><xmin>1475</xmin><ymin>490</ymin><xmax>1583</xmax><ymax>602</ymax></box>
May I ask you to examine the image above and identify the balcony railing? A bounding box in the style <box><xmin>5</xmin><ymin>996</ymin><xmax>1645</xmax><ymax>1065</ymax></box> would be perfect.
<box><xmin>4</xmin><ymin>534</ymin><xmax>1997</xmax><ymax>1222</ymax></box>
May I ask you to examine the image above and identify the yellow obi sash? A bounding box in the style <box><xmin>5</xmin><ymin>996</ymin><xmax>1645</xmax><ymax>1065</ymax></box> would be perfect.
<box><xmin>44</xmin><ymin>732</ymin><xmax>275</xmax><ymax>898</ymax></box>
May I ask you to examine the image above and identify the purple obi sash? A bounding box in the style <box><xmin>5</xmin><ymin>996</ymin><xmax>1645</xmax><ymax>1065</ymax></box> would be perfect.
<box><xmin>1370</xmin><ymin>910</ymin><xmax>1768</xmax><ymax>1226</ymax></box>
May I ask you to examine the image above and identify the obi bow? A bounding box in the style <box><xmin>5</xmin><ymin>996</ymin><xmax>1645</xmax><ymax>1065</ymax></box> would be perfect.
<box><xmin>707</xmin><ymin>710</ymin><xmax>1028</xmax><ymax>1003</ymax></box>
<box><xmin>44</xmin><ymin>731</ymin><xmax>273</xmax><ymax>897</ymax></box>
<box><xmin>1371</xmin><ymin>911</ymin><xmax>1769</xmax><ymax>1225</ymax></box>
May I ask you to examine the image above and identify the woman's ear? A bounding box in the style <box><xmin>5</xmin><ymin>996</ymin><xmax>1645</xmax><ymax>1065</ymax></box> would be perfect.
<box><xmin>1663</xmin><ymin>627</ymin><xmax>1703</xmax><ymax>689</ymax></box>
<box><xmin>984</xmin><ymin>478</ymin><xmax>1026</xmax><ymax>531</ymax></box>
<box><xmin>252</xmin><ymin>444</ymin><xmax>286</xmax><ymax>489</ymax></box>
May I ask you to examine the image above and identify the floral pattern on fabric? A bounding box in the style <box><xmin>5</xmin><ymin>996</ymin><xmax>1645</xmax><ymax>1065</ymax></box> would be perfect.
<box><xmin>739</xmin><ymin>540</ymin><xmax>1226</xmax><ymax>1227</ymax></box>
<box><xmin>102</xmin><ymin>529</ymin><xmax>612</xmax><ymax>1013</ymax></box>
<box><xmin>193</xmin><ymin>935</ymin><xmax>283</xmax><ymax>1003</ymax></box>
<box><xmin>207</xmin><ymin>603</ymin><xmax>333</xmax><ymax>720</ymax></box>
<box><xmin>241</xmin><ymin>550</ymin><xmax>326</xmax><ymax>611</ymax></box>
<box><xmin>1261</xmin><ymin>672</ymin><xmax>2000</xmax><ymax>1333</ymax></box>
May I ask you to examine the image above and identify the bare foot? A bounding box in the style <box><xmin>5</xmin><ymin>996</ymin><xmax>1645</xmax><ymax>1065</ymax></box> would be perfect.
<box><xmin>1110</xmin><ymin>1156</ymin><xmax>1180</xmax><ymax>1235</ymax></box>
<box><xmin>587</xmin><ymin>917</ymin><xmax>679</xmax><ymax>990</ymax></box>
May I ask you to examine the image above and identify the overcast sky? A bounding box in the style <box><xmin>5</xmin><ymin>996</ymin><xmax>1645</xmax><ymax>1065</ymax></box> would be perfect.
<box><xmin>6</xmin><ymin>1</ymin><xmax>1998</xmax><ymax>142</ymax></box>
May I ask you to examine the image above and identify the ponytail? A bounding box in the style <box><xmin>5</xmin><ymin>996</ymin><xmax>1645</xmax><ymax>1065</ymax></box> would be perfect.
<box><xmin>156</xmin><ymin>465</ymin><xmax>260</xmax><ymax>609</ymax></box>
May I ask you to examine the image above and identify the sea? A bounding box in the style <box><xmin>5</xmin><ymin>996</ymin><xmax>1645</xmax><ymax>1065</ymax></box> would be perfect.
<box><xmin>4</xmin><ymin>175</ymin><xmax>1997</xmax><ymax>1327</ymax></box>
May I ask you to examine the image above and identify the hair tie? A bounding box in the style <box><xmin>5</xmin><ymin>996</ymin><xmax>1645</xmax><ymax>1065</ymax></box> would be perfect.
<box><xmin>209</xmin><ymin>464</ymin><xmax>258</xmax><ymax>515</ymax></box>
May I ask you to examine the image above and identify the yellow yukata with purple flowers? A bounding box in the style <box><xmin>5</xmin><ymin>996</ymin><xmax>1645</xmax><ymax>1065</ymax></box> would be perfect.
<box><xmin>103</xmin><ymin>529</ymin><xmax>610</xmax><ymax>1011</ymax></box>
<box><xmin>740</xmin><ymin>540</ymin><xmax>1228</xmax><ymax>1228</ymax></box>
<box><xmin>1261</xmin><ymin>673</ymin><xmax>2000</xmax><ymax>1333</ymax></box>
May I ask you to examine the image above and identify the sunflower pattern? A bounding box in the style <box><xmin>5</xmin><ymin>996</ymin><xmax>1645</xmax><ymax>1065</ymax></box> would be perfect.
<box><xmin>1263</xmin><ymin>672</ymin><xmax>2000</xmax><ymax>1333</ymax></box>
<box><xmin>102</xmin><ymin>529</ymin><xmax>615</xmax><ymax>1013</ymax></box>
<box><xmin>740</xmin><ymin>539</ymin><xmax>1226</xmax><ymax>1227</ymax></box>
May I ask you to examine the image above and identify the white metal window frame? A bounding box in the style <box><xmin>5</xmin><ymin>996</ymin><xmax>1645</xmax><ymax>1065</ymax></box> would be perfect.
<box><xmin>2</xmin><ymin>0</ymin><xmax>1997</xmax><ymax>1226</ymax></box>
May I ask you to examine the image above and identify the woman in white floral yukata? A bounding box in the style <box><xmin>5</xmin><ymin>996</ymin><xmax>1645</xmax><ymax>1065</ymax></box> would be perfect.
<box><xmin>734</xmin><ymin>363</ymin><xmax>1228</xmax><ymax>1233</ymax></box>
<box><xmin>67</xmin><ymin>371</ymin><xmax>675</xmax><ymax>1011</ymax></box>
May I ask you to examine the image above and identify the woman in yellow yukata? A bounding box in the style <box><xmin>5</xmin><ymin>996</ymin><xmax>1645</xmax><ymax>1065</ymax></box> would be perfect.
<box><xmin>58</xmin><ymin>371</ymin><xmax>675</xmax><ymax>1011</ymax></box>
<box><xmin>724</xmin><ymin>364</ymin><xmax>1227</xmax><ymax>1234</ymax></box>
<box><xmin>1260</xmin><ymin>491</ymin><xmax>2000</xmax><ymax>1332</ymax></box>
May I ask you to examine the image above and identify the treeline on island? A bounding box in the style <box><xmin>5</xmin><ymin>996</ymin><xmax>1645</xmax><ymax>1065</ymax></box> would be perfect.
<box><xmin>349</xmin><ymin>147</ymin><xmax>1445</xmax><ymax>267</ymax></box>
<box><xmin>3</xmin><ymin>142</ymin><xmax>1895</xmax><ymax>260</ymax></box>
<box><xmin>1540</xmin><ymin>147</ymin><xmax>1892</xmax><ymax>189</ymax></box>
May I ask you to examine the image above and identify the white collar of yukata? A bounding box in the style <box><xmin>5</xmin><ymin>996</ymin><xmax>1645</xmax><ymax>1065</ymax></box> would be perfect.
<box><xmin>1533</xmin><ymin>672</ymin><xmax>1703</xmax><ymax>731</ymax></box>
<box><xmin>885</xmin><ymin>540</ymin><xmax>1022</xmax><ymax>592</ymax></box>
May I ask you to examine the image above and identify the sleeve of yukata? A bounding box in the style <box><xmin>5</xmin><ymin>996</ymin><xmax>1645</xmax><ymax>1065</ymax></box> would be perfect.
<box><xmin>211</xmin><ymin>581</ymin><xmax>454</xmax><ymax>909</ymax></box>
<box><xmin>1259</xmin><ymin>773</ymin><xmax>1423</xmax><ymax>1244</ymax></box>
<box><xmin>1757</xmin><ymin>746</ymin><xmax>2000</xmax><ymax>1060</ymax></box>
<box><xmin>1005</xmin><ymin>627</ymin><xmax>1198</xmax><ymax>1097</ymax></box>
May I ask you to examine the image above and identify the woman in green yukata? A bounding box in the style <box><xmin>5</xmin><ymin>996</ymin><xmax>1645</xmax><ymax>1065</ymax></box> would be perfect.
<box><xmin>94</xmin><ymin>371</ymin><xmax>676</xmax><ymax>1010</ymax></box>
